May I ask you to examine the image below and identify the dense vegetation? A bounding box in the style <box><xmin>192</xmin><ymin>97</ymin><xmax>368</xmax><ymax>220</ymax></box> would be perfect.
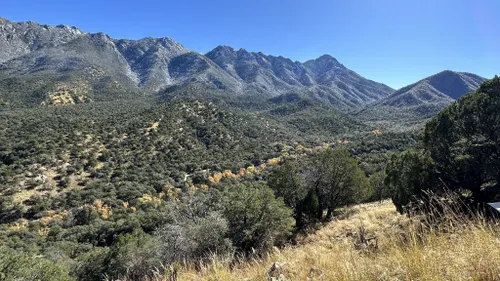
<box><xmin>387</xmin><ymin>76</ymin><xmax>500</xmax><ymax>213</ymax></box>
<box><xmin>4</xmin><ymin>73</ymin><xmax>498</xmax><ymax>280</ymax></box>
<box><xmin>0</xmin><ymin>93</ymin><xmax>417</xmax><ymax>280</ymax></box>
<box><xmin>154</xmin><ymin>77</ymin><xmax>500</xmax><ymax>281</ymax></box>
<box><xmin>269</xmin><ymin>150</ymin><xmax>369</xmax><ymax>228</ymax></box>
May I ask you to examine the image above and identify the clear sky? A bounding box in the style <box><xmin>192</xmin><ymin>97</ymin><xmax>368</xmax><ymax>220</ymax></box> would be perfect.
<box><xmin>2</xmin><ymin>0</ymin><xmax>499</xmax><ymax>89</ymax></box>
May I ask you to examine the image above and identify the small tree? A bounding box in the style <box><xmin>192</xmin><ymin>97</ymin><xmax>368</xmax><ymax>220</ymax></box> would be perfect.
<box><xmin>0</xmin><ymin>196</ymin><xmax>23</xmax><ymax>224</ymax></box>
<box><xmin>305</xmin><ymin>149</ymin><xmax>369</xmax><ymax>220</ymax></box>
<box><xmin>369</xmin><ymin>171</ymin><xmax>390</xmax><ymax>203</ymax></box>
<box><xmin>219</xmin><ymin>183</ymin><xmax>294</xmax><ymax>253</ymax></box>
<box><xmin>268</xmin><ymin>160</ymin><xmax>308</xmax><ymax>227</ymax></box>
<box><xmin>385</xmin><ymin>150</ymin><xmax>437</xmax><ymax>213</ymax></box>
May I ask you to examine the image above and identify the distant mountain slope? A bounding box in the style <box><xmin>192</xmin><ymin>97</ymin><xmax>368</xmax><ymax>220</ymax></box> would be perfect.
<box><xmin>380</xmin><ymin>70</ymin><xmax>486</xmax><ymax>107</ymax></box>
<box><xmin>205</xmin><ymin>46</ymin><xmax>394</xmax><ymax>108</ymax></box>
<box><xmin>0</xmin><ymin>17</ymin><xmax>86</xmax><ymax>63</ymax></box>
<box><xmin>303</xmin><ymin>55</ymin><xmax>394</xmax><ymax>103</ymax></box>
<box><xmin>0</xmin><ymin>17</ymin><xmax>393</xmax><ymax>109</ymax></box>
<box><xmin>356</xmin><ymin>71</ymin><xmax>487</xmax><ymax>120</ymax></box>
<box><xmin>116</xmin><ymin>37</ymin><xmax>189</xmax><ymax>91</ymax></box>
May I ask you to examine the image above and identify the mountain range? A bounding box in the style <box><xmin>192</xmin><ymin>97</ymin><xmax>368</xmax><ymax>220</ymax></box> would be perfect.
<box><xmin>0</xmin><ymin>16</ymin><xmax>490</xmax><ymax>119</ymax></box>
<box><xmin>0</xmin><ymin>17</ymin><xmax>396</xmax><ymax>110</ymax></box>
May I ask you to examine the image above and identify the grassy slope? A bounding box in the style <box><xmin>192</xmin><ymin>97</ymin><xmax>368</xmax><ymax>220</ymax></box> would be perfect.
<box><xmin>139</xmin><ymin>201</ymin><xmax>500</xmax><ymax>281</ymax></box>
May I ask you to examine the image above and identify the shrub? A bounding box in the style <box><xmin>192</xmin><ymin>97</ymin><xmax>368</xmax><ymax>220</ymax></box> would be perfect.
<box><xmin>74</xmin><ymin>230</ymin><xmax>159</xmax><ymax>281</ymax></box>
<box><xmin>385</xmin><ymin>150</ymin><xmax>437</xmax><ymax>213</ymax></box>
<box><xmin>0</xmin><ymin>247</ymin><xmax>74</xmax><ymax>281</ymax></box>
<box><xmin>219</xmin><ymin>183</ymin><xmax>294</xmax><ymax>253</ymax></box>
<box><xmin>156</xmin><ymin>211</ymin><xmax>233</xmax><ymax>264</ymax></box>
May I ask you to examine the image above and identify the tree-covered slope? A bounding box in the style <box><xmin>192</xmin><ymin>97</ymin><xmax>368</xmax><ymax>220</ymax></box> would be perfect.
<box><xmin>386</xmin><ymin>76</ymin><xmax>500</xmax><ymax>212</ymax></box>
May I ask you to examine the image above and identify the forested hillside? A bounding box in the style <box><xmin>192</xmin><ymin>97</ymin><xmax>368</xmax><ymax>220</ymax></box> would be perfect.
<box><xmin>386</xmin><ymin>76</ymin><xmax>500</xmax><ymax>212</ymax></box>
<box><xmin>0</xmin><ymin>95</ymin><xmax>417</xmax><ymax>280</ymax></box>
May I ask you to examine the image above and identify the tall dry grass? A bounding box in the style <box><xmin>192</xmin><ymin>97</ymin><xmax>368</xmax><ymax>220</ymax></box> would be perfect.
<box><xmin>119</xmin><ymin>200</ymin><xmax>500</xmax><ymax>281</ymax></box>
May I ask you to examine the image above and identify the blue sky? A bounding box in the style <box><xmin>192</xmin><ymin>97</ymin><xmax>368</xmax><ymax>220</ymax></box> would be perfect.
<box><xmin>2</xmin><ymin>0</ymin><xmax>499</xmax><ymax>89</ymax></box>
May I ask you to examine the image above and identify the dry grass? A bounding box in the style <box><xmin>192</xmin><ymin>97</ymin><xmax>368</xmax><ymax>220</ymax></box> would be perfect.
<box><xmin>124</xmin><ymin>201</ymin><xmax>500</xmax><ymax>281</ymax></box>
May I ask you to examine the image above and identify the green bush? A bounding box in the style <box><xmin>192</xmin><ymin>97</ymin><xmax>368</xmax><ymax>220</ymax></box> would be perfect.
<box><xmin>0</xmin><ymin>247</ymin><xmax>74</xmax><ymax>281</ymax></box>
<box><xmin>218</xmin><ymin>183</ymin><xmax>294</xmax><ymax>253</ymax></box>
<box><xmin>156</xmin><ymin>211</ymin><xmax>233</xmax><ymax>263</ymax></box>
<box><xmin>74</xmin><ymin>230</ymin><xmax>159</xmax><ymax>281</ymax></box>
<box><xmin>385</xmin><ymin>150</ymin><xmax>437</xmax><ymax>213</ymax></box>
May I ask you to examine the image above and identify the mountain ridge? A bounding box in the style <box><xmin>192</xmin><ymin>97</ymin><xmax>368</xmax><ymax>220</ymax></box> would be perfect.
<box><xmin>205</xmin><ymin>46</ymin><xmax>394</xmax><ymax>108</ymax></box>
<box><xmin>379</xmin><ymin>70</ymin><xmax>486</xmax><ymax>108</ymax></box>
<box><xmin>0</xmin><ymin>16</ymin><xmax>394</xmax><ymax>109</ymax></box>
<box><xmin>356</xmin><ymin>70</ymin><xmax>487</xmax><ymax>120</ymax></box>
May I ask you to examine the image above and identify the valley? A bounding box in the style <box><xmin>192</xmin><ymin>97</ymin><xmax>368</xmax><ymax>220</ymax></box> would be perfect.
<box><xmin>0</xmin><ymin>16</ymin><xmax>497</xmax><ymax>281</ymax></box>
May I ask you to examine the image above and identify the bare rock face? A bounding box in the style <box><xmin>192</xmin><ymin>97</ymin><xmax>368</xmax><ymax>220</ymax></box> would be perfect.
<box><xmin>0</xmin><ymin>16</ymin><xmax>488</xmax><ymax>118</ymax></box>
<box><xmin>206</xmin><ymin>47</ymin><xmax>395</xmax><ymax>108</ymax></box>
<box><xmin>0</xmin><ymin>17</ymin><xmax>85</xmax><ymax>63</ymax></box>
<box><xmin>116</xmin><ymin>37</ymin><xmax>189</xmax><ymax>91</ymax></box>
<box><xmin>0</xmin><ymin>17</ymin><xmax>396</xmax><ymax>109</ymax></box>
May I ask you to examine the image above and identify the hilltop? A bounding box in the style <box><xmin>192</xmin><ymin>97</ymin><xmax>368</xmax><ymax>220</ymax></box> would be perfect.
<box><xmin>357</xmin><ymin>70</ymin><xmax>486</xmax><ymax>120</ymax></box>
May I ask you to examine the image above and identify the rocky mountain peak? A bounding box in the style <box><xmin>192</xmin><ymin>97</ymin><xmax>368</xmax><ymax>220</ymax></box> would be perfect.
<box><xmin>235</xmin><ymin>48</ymin><xmax>255</xmax><ymax>60</ymax></box>
<box><xmin>130</xmin><ymin>37</ymin><xmax>185</xmax><ymax>49</ymax></box>
<box><xmin>91</xmin><ymin>32</ymin><xmax>112</xmax><ymax>41</ymax></box>
<box><xmin>210</xmin><ymin>45</ymin><xmax>236</xmax><ymax>54</ymax></box>
<box><xmin>424</xmin><ymin>70</ymin><xmax>485</xmax><ymax>100</ymax></box>
<box><xmin>316</xmin><ymin>54</ymin><xmax>341</xmax><ymax>64</ymax></box>
<box><xmin>425</xmin><ymin>70</ymin><xmax>459</xmax><ymax>83</ymax></box>
<box><xmin>205</xmin><ymin>45</ymin><xmax>238</xmax><ymax>71</ymax></box>
<box><xmin>157</xmin><ymin>37</ymin><xmax>182</xmax><ymax>48</ymax></box>
<box><xmin>304</xmin><ymin>54</ymin><xmax>346</xmax><ymax>76</ymax></box>
<box><xmin>0</xmin><ymin>17</ymin><xmax>87</xmax><ymax>63</ymax></box>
